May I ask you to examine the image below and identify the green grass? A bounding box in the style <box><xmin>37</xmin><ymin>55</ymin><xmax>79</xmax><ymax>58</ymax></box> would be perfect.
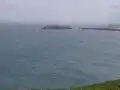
<box><xmin>31</xmin><ymin>79</ymin><xmax>120</xmax><ymax>90</ymax></box>
<box><xmin>70</xmin><ymin>79</ymin><xmax>120</xmax><ymax>90</ymax></box>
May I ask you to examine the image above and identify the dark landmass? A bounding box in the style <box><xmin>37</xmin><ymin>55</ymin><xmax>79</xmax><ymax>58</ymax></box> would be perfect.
<box><xmin>79</xmin><ymin>24</ymin><xmax>120</xmax><ymax>31</ymax></box>
<box><xmin>42</xmin><ymin>25</ymin><xmax>72</xmax><ymax>29</ymax></box>
<box><xmin>81</xmin><ymin>27</ymin><xmax>120</xmax><ymax>31</ymax></box>
<box><xmin>0</xmin><ymin>22</ymin><xmax>120</xmax><ymax>32</ymax></box>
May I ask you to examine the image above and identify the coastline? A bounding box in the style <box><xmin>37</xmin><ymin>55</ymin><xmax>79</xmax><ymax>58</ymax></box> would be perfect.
<box><xmin>30</xmin><ymin>79</ymin><xmax>120</xmax><ymax>90</ymax></box>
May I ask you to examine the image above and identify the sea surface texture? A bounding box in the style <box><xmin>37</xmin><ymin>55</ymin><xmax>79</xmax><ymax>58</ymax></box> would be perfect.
<box><xmin>0</xmin><ymin>27</ymin><xmax>120</xmax><ymax>89</ymax></box>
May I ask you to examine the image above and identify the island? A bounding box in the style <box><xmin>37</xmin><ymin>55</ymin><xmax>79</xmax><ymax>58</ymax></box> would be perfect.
<box><xmin>42</xmin><ymin>25</ymin><xmax>72</xmax><ymax>29</ymax></box>
<box><xmin>80</xmin><ymin>27</ymin><xmax>120</xmax><ymax>31</ymax></box>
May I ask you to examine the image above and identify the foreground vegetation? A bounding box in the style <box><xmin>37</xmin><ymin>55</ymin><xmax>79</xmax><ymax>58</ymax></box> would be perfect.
<box><xmin>30</xmin><ymin>79</ymin><xmax>120</xmax><ymax>90</ymax></box>
<box><xmin>70</xmin><ymin>79</ymin><xmax>120</xmax><ymax>90</ymax></box>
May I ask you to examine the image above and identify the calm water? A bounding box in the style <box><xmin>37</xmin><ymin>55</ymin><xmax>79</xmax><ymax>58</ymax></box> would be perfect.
<box><xmin>0</xmin><ymin>28</ymin><xmax>120</xmax><ymax>89</ymax></box>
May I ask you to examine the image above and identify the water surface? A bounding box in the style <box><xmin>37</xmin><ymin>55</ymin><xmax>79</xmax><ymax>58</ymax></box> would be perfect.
<box><xmin>0</xmin><ymin>28</ymin><xmax>120</xmax><ymax>89</ymax></box>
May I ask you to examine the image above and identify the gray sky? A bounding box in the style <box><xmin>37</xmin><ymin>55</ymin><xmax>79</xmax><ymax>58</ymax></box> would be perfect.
<box><xmin>0</xmin><ymin>0</ymin><xmax>120</xmax><ymax>24</ymax></box>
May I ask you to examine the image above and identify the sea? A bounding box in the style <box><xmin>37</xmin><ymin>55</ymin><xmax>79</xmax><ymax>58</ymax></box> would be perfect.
<box><xmin>0</xmin><ymin>25</ymin><xmax>120</xmax><ymax>89</ymax></box>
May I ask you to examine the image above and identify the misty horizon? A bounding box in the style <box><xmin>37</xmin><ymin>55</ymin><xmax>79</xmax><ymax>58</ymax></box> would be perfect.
<box><xmin>0</xmin><ymin>0</ymin><xmax>120</xmax><ymax>25</ymax></box>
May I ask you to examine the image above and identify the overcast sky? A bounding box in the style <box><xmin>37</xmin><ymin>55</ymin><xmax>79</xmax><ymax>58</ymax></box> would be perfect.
<box><xmin>0</xmin><ymin>0</ymin><xmax>120</xmax><ymax>24</ymax></box>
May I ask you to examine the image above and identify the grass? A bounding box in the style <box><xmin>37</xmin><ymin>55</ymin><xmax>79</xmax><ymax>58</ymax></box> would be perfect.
<box><xmin>70</xmin><ymin>79</ymin><xmax>120</xmax><ymax>90</ymax></box>
<box><xmin>30</xmin><ymin>79</ymin><xmax>120</xmax><ymax>90</ymax></box>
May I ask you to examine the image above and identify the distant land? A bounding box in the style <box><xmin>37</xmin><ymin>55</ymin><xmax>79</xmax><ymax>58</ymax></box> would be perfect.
<box><xmin>0</xmin><ymin>22</ymin><xmax>120</xmax><ymax>31</ymax></box>
<box><xmin>42</xmin><ymin>25</ymin><xmax>72</xmax><ymax>29</ymax></box>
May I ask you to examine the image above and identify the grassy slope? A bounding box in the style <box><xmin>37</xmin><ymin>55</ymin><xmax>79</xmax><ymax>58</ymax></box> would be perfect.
<box><xmin>31</xmin><ymin>79</ymin><xmax>120</xmax><ymax>90</ymax></box>
<box><xmin>70</xmin><ymin>79</ymin><xmax>120</xmax><ymax>90</ymax></box>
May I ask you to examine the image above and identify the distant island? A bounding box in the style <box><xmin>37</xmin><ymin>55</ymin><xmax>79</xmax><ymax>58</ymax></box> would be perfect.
<box><xmin>80</xmin><ymin>27</ymin><xmax>120</xmax><ymax>31</ymax></box>
<box><xmin>42</xmin><ymin>25</ymin><xmax>72</xmax><ymax>29</ymax></box>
